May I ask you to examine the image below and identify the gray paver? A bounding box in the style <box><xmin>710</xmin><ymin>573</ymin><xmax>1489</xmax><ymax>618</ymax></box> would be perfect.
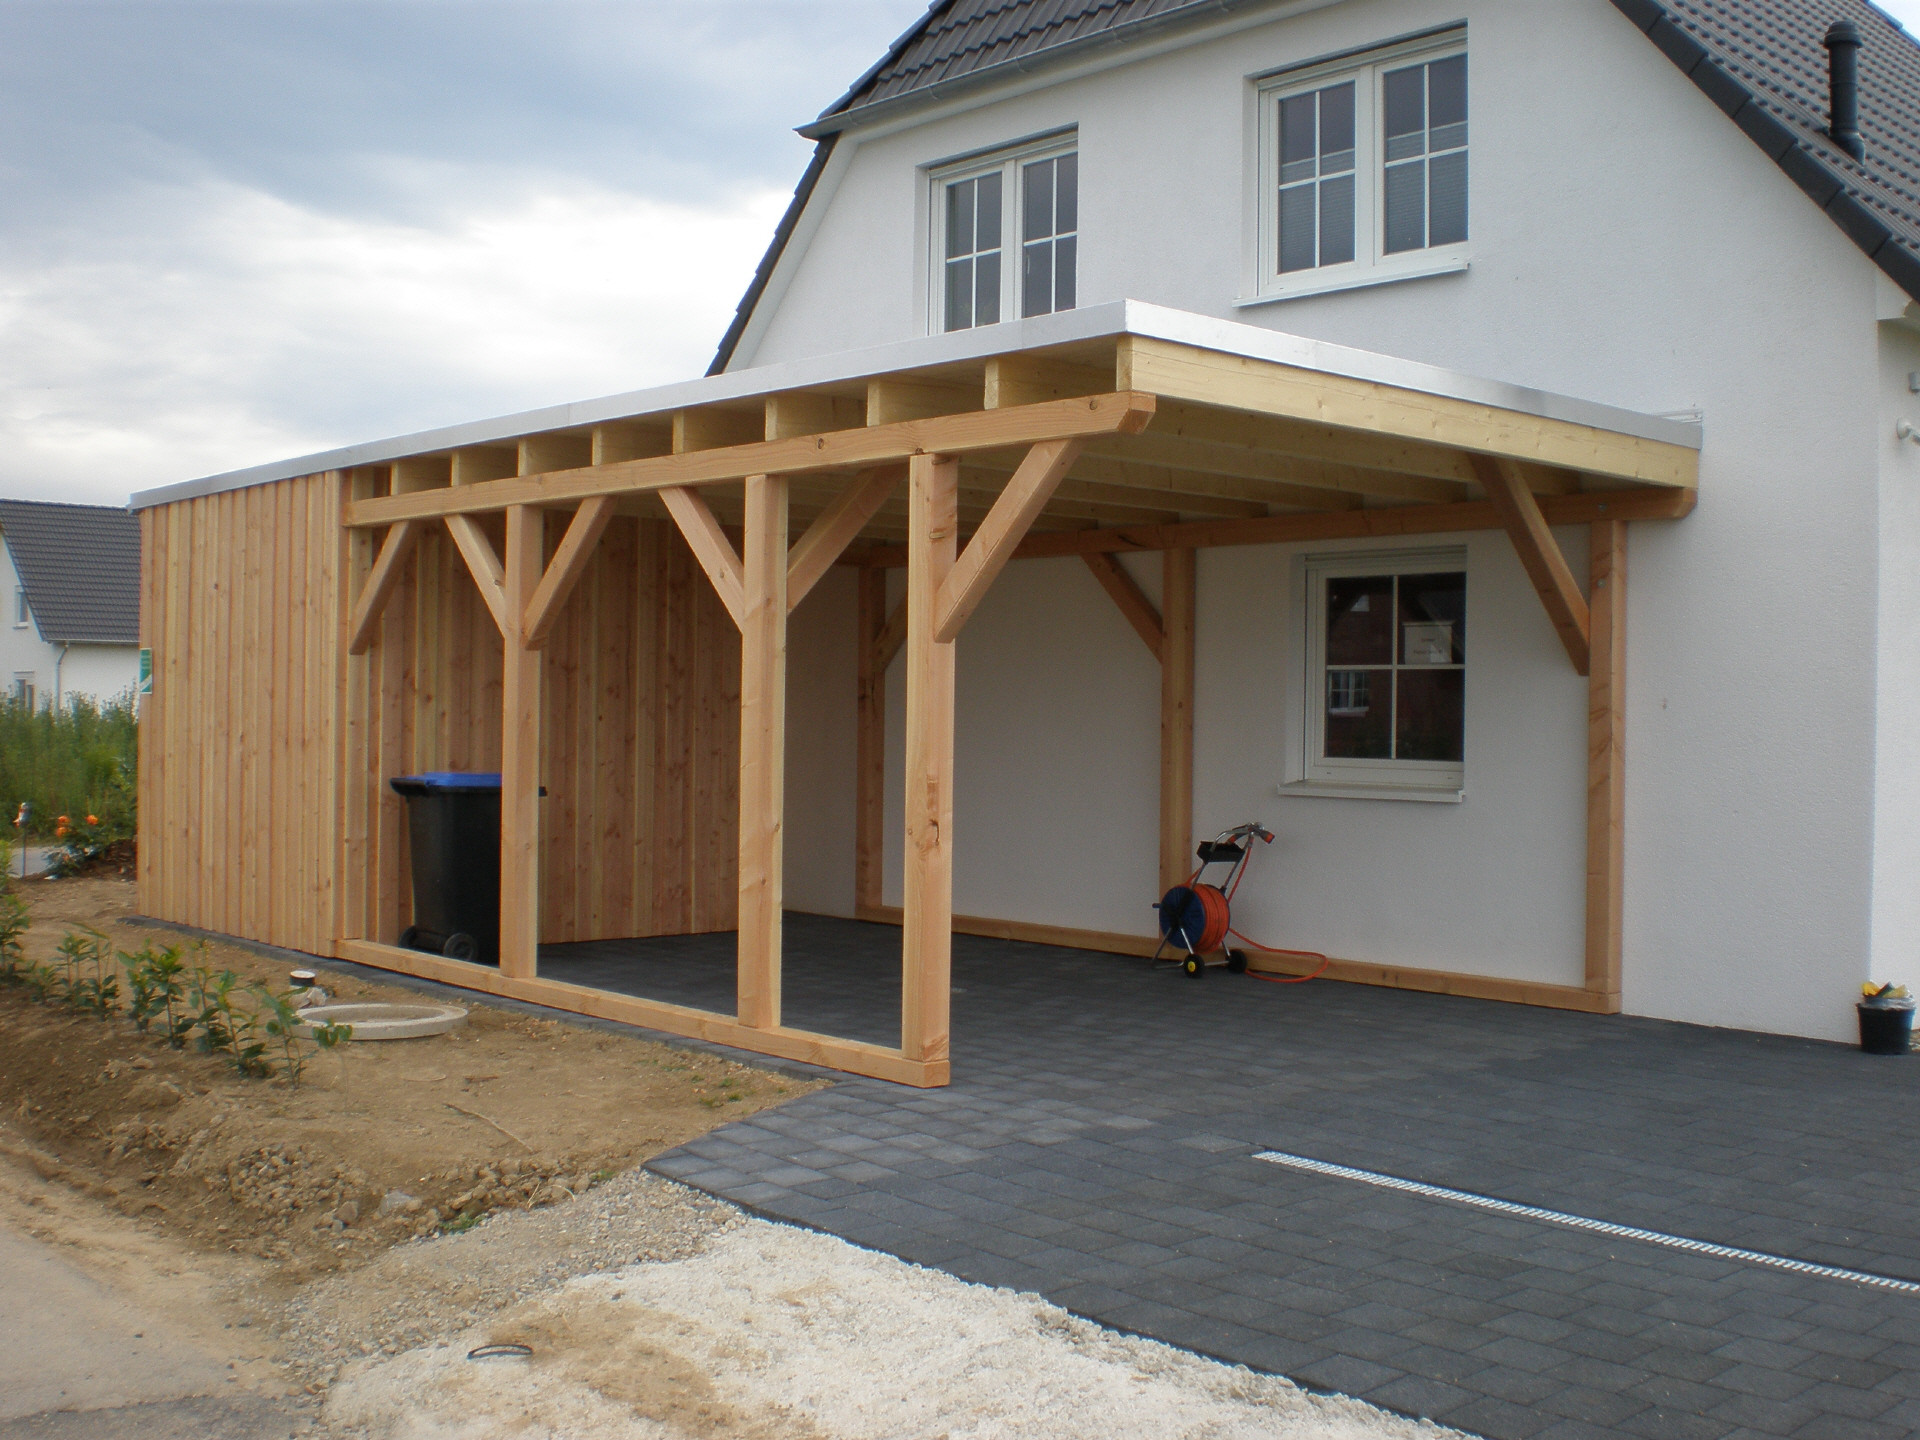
<box><xmin>531</xmin><ymin>915</ymin><xmax>1920</xmax><ymax>1440</ymax></box>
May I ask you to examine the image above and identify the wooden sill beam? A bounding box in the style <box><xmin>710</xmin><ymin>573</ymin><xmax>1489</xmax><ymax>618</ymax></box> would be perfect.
<box><xmin>1473</xmin><ymin>455</ymin><xmax>1591</xmax><ymax>675</ymax></box>
<box><xmin>1082</xmin><ymin>552</ymin><xmax>1165</xmax><ymax>660</ymax></box>
<box><xmin>660</xmin><ymin>486</ymin><xmax>746</xmax><ymax>629</ymax></box>
<box><xmin>934</xmin><ymin>438</ymin><xmax>1084</xmax><ymax>643</ymax></box>
<box><xmin>521</xmin><ymin>496</ymin><xmax>614</xmax><ymax>650</ymax></box>
<box><xmin>346</xmin><ymin>519</ymin><xmax>421</xmax><ymax>655</ymax></box>
<box><xmin>445</xmin><ymin>514</ymin><xmax>509</xmax><ymax>636</ymax></box>
<box><xmin>345</xmin><ymin>392</ymin><xmax>1157</xmax><ymax>527</ymax></box>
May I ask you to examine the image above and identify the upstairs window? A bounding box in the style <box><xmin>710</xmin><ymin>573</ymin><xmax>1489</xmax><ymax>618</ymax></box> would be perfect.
<box><xmin>12</xmin><ymin>588</ymin><xmax>26</xmax><ymax>628</ymax></box>
<box><xmin>1256</xmin><ymin>38</ymin><xmax>1467</xmax><ymax>301</ymax></box>
<box><xmin>933</xmin><ymin>138</ymin><xmax>1077</xmax><ymax>333</ymax></box>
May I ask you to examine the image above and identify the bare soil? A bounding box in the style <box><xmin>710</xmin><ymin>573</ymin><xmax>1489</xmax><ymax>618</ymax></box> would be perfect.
<box><xmin>0</xmin><ymin>877</ymin><xmax>823</xmax><ymax>1287</ymax></box>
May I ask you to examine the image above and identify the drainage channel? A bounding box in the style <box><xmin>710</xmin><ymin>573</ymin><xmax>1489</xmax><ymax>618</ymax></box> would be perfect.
<box><xmin>1254</xmin><ymin>1149</ymin><xmax>1920</xmax><ymax>1296</ymax></box>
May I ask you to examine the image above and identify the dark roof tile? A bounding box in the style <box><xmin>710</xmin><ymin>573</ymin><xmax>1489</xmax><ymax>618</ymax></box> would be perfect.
<box><xmin>0</xmin><ymin>501</ymin><xmax>140</xmax><ymax>646</ymax></box>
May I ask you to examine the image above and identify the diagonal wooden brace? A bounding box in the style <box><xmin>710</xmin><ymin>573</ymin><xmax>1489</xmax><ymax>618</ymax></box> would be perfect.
<box><xmin>1471</xmin><ymin>454</ymin><xmax>1591</xmax><ymax>675</ymax></box>
<box><xmin>660</xmin><ymin>485</ymin><xmax>745</xmax><ymax>630</ymax></box>
<box><xmin>787</xmin><ymin>466</ymin><xmax>902</xmax><ymax>613</ymax></box>
<box><xmin>347</xmin><ymin>519</ymin><xmax>422</xmax><ymax>655</ymax></box>
<box><xmin>522</xmin><ymin>497</ymin><xmax>614</xmax><ymax>650</ymax></box>
<box><xmin>445</xmin><ymin>514</ymin><xmax>509</xmax><ymax>636</ymax></box>
<box><xmin>933</xmin><ymin>438</ymin><xmax>1083</xmax><ymax>643</ymax></box>
<box><xmin>1082</xmin><ymin>552</ymin><xmax>1165</xmax><ymax>661</ymax></box>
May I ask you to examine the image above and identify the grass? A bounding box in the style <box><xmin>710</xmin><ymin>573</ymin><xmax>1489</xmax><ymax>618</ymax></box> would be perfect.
<box><xmin>0</xmin><ymin>695</ymin><xmax>137</xmax><ymax>842</ymax></box>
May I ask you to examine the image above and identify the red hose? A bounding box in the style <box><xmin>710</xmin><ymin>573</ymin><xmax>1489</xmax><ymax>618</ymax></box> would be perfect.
<box><xmin>1184</xmin><ymin>849</ymin><xmax>1331</xmax><ymax>984</ymax></box>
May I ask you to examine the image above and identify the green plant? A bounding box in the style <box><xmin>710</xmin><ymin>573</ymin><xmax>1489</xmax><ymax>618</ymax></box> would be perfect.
<box><xmin>0</xmin><ymin>891</ymin><xmax>29</xmax><ymax>985</ymax></box>
<box><xmin>133</xmin><ymin>944</ymin><xmax>192</xmax><ymax>1047</ymax></box>
<box><xmin>253</xmin><ymin>985</ymin><xmax>351</xmax><ymax>1086</ymax></box>
<box><xmin>0</xmin><ymin>694</ymin><xmax>137</xmax><ymax>845</ymax></box>
<box><xmin>223</xmin><ymin>995</ymin><xmax>272</xmax><ymax>1078</ymax></box>
<box><xmin>54</xmin><ymin>928</ymin><xmax>116</xmax><ymax>1018</ymax></box>
<box><xmin>185</xmin><ymin>965</ymin><xmax>241</xmax><ymax>1055</ymax></box>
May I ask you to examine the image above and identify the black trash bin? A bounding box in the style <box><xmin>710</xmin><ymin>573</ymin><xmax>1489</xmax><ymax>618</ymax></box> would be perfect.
<box><xmin>389</xmin><ymin>772</ymin><xmax>501</xmax><ymax>966</ymax></box>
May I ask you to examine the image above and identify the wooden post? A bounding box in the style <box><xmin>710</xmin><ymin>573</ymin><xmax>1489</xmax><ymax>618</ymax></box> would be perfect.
<box><xmin>499</xmin><ymin>504</ymin><xmax>543</xmax><ymax>980</ymax></box>
<box><xmin>1586</xmin><ymin>521</ymin><xmax>1626</xmax><ymax>1006</ymax></box>
<box><xmin>1159</xmin><ymin>549</ymin><xmax>1196</xmax><ymax>894</ymax></box>
<box><xmin>855</xmin><ymin>566</ymin><xmax>888</xmax><ymax>914</ymax></box>
<box><xmin>902</xmin><ymin>453</ymin><xmax>957</xmax><ymax>1064</ymax></box>
<box><xmin>737</xmin><ymin>474</ymin><xmax>788</xmax><ymax>1030</ymax></box>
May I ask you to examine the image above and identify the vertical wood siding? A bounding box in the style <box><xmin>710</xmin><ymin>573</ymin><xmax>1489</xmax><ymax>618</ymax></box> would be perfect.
<box><xmin>142</xmin><ymin>473</ymin><xmax>741</xmax><ymax>956</ymax></box>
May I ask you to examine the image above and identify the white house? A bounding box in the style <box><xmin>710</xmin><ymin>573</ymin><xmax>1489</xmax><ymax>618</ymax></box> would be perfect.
<box><xmin>708</xmin><ymin>0</ymin><xmax>1920</xmax><ymax>1045</ymax></box>
<box><xmin>0</xmin><ymin>500</ymin><xmax>141</xmax><ymax>710</ymax></box>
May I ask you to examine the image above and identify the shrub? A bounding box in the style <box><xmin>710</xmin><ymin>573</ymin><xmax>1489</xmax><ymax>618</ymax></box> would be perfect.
<box><xmin>0</xmin><ymin>694</ymin><xmax>137</xmax><ymax>848</ymax></box>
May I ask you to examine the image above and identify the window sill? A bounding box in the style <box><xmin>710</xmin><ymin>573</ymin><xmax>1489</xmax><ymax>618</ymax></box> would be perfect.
<box><xmin>1276</xmin><ymin>781</ymin><xmax>1463</xmax><ymax>804</ymax></box>
<box><xmin>1237</xmin><ymin>254</ymin><xmax>1470</xmax><ymax>308</ymax></box>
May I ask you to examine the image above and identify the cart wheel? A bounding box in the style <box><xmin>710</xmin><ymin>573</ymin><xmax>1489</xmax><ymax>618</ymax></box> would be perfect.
<box><xmin>442</xmin><ymin>932</ymin><xmax>479</xmax><ymax>962</ymax></box>
<box><xmin>1183</xmin><ymin>955</ymin><xmax>1203</xmax><ymax>979</ymax></box>
<box><xmin>1226</xmin><ymin>949</ymin><xmax>1249</xmax><ymax>975</ymax></box>
<box><xmin>398</xmin><ymin>925</ymin><xmax>422</xmax><ymax>953</ymax></box>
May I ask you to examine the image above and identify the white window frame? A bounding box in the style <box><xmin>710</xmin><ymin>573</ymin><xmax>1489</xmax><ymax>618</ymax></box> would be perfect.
<box><xmin>1297</xmin><ymin>548</ymin><xmax>1467</xmax><ymax>794</ymax></box>
<box><xmin>11</xmin><ymin>674</ymin><xmax>34</xmax><ymax>711</ymax></box>
<box><xmin>927</xmin><ymin>132</ymin><xmax>1078</xmax><ymax>335</ymax></box>
<box><xmin>12</xmin><ymin>588</ymin><xmax>26</xmax><ymax>628</ymax></box>
<box><xmin>1246</xmin><ymin>31</ymin><xmax>1468</xmax><ymax>306</ymax></box>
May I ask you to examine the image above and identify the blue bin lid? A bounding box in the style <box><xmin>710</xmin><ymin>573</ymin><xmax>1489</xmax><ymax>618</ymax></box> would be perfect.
<box><xmin>390</xmin><ymin>771</ymin><xmax>502</xmax><ymax>794</ymax></box>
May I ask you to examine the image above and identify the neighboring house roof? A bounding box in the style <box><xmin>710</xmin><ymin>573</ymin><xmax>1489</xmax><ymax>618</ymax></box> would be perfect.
<box><xmin>0</xmin><ymin>501</ymin><xmax>140</xmax><ymax>646</ymax></box>
<box><xmin>711</xmin><ymin>0</ymin><xmax>1920</xmax><ymax>373</ymax></box>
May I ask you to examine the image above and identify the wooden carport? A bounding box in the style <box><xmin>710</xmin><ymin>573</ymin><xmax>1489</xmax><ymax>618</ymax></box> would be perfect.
<box><xmin>137</xmin><ymin>305</ymin><xmax>1699</xmax><ymax>1089</ymax></box>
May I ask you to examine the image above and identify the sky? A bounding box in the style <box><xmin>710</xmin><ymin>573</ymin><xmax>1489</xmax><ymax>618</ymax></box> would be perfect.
<box><xmin>0</xmin><ymin>1</ymin><xmax>929</xmax><ymax>503</ymax></box>
<box><xmin>4</xmin><ymin>1</ymin><xmax>1919</xmax><ymax>506</ymax></box>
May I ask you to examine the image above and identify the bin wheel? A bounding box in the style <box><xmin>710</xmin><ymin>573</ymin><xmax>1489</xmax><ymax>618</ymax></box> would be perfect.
<box><xmin>1183</xmin><ymin>955</ymin><xmax>1203</xmax><ymax>979</ymax></box>
<box><xmin>1226</xmin><ymin>949</ymin><xmax>1249</xmax><ymax>975</ymax></box>
<box><xmin>398</xmin><ymin>926</ymin><xmax>423</xmax><ymax>953</ymax></box>
<box><xmin>442</xmin><ymin>933</ymin><xmax>479</xmax><ymax>962</ymax></box>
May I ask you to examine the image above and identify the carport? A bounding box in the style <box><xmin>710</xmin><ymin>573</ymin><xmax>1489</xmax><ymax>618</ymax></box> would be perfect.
<box><xmin>134</xmin><ymin>302</ymin><xmax>1699</xmax><ymax>1087</ymax></box>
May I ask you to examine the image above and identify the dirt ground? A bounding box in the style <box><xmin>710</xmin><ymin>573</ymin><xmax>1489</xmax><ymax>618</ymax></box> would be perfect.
<box><xmin>0</xmin><ymin>877</ymin><xmax>820</xmax><ymax>1282</ymax></box>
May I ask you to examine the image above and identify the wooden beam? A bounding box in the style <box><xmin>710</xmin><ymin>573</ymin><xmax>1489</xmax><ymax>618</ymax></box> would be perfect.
<box><xmin>1586</xmin><ymin>521</ymin><xmax>1626</xmax><ymax>1008</ymax></box>
<box><xmin>985</xmin><ymin>354</ymin><xmax>1109</xmax><ymax>408</ymax></box>
<box><xmin>345</xmin><ymin>520</ymin><xmax>422</xmax><ymax>656</ymax></box>
<box><xmin>874</xmin><ymin>595</ymin><xmax>908</xmax><ymax>672</ymax></box>
<box><xmin>1118</xmin><ymin>335</ymin><xmax>1700</xmax><ymax>488</ymax></box>
<box><xmin>445</xmin><ymin>514</ymin><xmax>509</xmax><ymax>635</ymax></box>
<box><xmin>855</xmin><ymin>568</ymin><xmax>888</xmax><ymax>915</ymax></box>
<box><xmin>862</xmin><ymin>487</ymin><xmax>1695</xmax><ymax>567</ymax></box>
<box><xmin>499</xmin><ymin>504</ymin><xmax>543</xmax><ymax>980</ymax></box>
<box><xmin>787</xmin><ymin>467</ymin><xmax>902</xmax><ymax>611</ymax></box>
<box><xmin>1160</xmin><ymin>549</ymin><xmax>1195</xmax><ymax>895</ymax></box>
<box><xmin>659</xmin><ymin>486</ymin><xmax>745</xmax><ymax>629</ymax></box>
<box><xmin>866</xmin><ymin>377</ymin><xmax>978</xmax><ymax>426</ymax></box>
<box><xmin>345</xmin><ymin>393</ymin><xmax>1158</xmax><ymax>526</ymax></box>
<box><xmin>934</xmin><ymin>438</ymin><xmax>1084</xmax><ymax>643</ymax></box>
<box><xmin>452</xmin><ymin>446</ymin><xmax>517</xmax><ymax>486</ymax></box>
<box><xmin>337</xmin><ymin>939</ymin><xmax>948</xmax><ymax>1087</ymax></box>
<box><xmin>1473</xmin><ymin>455</ymin><xmax>1591</xmax><ymax>675</ymax></box>
<box><xmin>767</xmin><ymin>391</ymin><xmax>865</xmax><ymax>440</ymax></box>
<box><xmin>902</xmin><ymin>453</ymin><xmax>958</xmax><ymax>1066</ymax></box>
<box><xmin>737</xmin><ymin>475</ymin><xmax>788</xmax><ymax>1030</ymax></box>
<box><xmin>1082</xmin><ymin>552</ymin><xmax>1164</xmax><ymax>660</ymax></box>
<box><xmin>521</xmin><ymin>496</ymin><xmax>614</xmax><ymax>650</ymax></box>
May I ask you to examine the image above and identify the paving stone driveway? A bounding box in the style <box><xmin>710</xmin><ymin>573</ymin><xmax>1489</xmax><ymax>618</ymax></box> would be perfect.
<box><xmin>547</xmin><ymin>917</ymin><xmax>1920</xmax><ymax>1440</ymax></box>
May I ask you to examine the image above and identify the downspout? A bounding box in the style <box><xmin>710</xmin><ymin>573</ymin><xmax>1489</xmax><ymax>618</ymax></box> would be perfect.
<box><xmin>54</xmin><ymin>643</ymin><xmax>66</xmax><ymax>713</ymax></box>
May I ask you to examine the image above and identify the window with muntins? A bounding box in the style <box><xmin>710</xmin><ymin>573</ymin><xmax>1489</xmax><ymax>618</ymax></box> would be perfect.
<box><xmin>1257</xmin><ymin>37</ymin><xmax>1467</xmax><ymax>299</ymax></box>
<box><xmin>1303</xmin><ymin>553</ymin><xmax>1465</xmax><ymax>790</ymax></box>
<box><xmin>934</xmin><ymin>140</ymin><xmax>1077</xmax><ymax>332</ymax></box>
<box><xmin>12</xmin><ymin>588</ymin><xmax>26</xmax><ymax>628</ymax></box>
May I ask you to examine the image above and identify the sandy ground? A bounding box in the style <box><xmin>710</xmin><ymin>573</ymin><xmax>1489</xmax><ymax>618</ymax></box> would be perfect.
<box><xmin>1</xmin><ymin>877</ymin><xmax>1462</xmax><ymax>1438</ymax></box>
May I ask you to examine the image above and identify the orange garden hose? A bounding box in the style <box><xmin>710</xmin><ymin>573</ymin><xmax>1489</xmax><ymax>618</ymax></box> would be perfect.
<box><xmin>1179</xmin><ymin>858</ymin><xmax>1332</xmax><ymax>984</ymax></box>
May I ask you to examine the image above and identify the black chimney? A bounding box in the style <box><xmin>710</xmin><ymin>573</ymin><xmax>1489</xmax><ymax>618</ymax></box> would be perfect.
<box><xmin>1825</xmin><ymin>19</ymin><xmax>1864</xmax><ymax>160</ymax></box>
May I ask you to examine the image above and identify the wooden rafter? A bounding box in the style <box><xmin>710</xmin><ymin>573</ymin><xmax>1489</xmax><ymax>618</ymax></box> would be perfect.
<box><xmin>787</xmin><ymin>466</ymin><xmax>901</xmax><ymax>611</ymax></box>
<box><xmin>934</xmin><ymin>438</ymin><xmax>1084</xmax><ymax>643</ymax></box>
<box><xmin>1082</xmin><ymin>552</ymin><xmax>1164</xmax><ymax>660</ymax></box>
<box><xmin>346</xmin><ymin>393</ymin><xmax>1156</xmax><ymax>527</ymax></box>
<box><xmin>1472</xmin><ymin>455</ymin><xmax>1592</xmax><ymax>675</ymax></box>
<box><xmin>445</xmin><ymin>514</ymin><xmax>509</xmax><ymax>635</ymax></box>
<box><xmin>522</xmin><ymin>497</ymin><xmax>614</xmax><ymax>651</ymax></box>
<box><xmin>659</xmin><ymin>485</ymin><xmax>745</xmax><ymax>629</ymax></box>
<box><xmin>346</xmin><ymin>519</ymin><xmax>421</xmax><ymax>655</ymax></box>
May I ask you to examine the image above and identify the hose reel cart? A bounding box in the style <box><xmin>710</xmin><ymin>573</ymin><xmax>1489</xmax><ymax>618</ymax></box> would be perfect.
<box><xmin>1153</xmin><ymin>823</ymin><xmax>1274</xmax><ymax>978</ymax></box>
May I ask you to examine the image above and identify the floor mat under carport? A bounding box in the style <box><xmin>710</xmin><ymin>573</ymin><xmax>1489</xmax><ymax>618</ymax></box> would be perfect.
<box><xmin>548</xmin><ymin>916</ymin><xmax>1920</xmax><ymax>1440</ymax></box>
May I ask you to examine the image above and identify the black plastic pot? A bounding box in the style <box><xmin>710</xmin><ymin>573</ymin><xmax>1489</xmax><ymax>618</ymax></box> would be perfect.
<box><xmin>1857</xmin><ymin>1002</ymin><xmax>1915</xmax><ymax>1056</ymax></box>
<box><xmin>388</xmin><ymin>772</ymin><xmax>501</xmax><ymax>967</ymax></box>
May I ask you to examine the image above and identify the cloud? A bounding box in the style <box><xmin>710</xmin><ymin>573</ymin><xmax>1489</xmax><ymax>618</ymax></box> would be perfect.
<box><xmin>0</xmin><ymin>1</ymin><xmax>928</xmax><ymax>503</ymax></box>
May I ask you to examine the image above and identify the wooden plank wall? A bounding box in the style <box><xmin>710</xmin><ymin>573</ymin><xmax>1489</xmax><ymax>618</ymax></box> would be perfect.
<box><xmin>142</xmin><ymin>478</ymin><xmax>742</xmax><ymax>958</ymax></box>
<box><xmin>137</xmin><ymin>473</ymin><xmax>343</xmax><ymax>955</ymax></box>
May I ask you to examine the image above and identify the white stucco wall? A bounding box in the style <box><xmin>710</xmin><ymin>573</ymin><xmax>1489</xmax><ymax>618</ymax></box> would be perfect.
<box><xmin>0</xmin><ymin>539</ymin><xmax>137</xmax><ymax>709</ymax></box>
<box><xmin>750</xmin><ymin>0</ymin><xmax>1892</xmax><ymax>1041</ymax></box>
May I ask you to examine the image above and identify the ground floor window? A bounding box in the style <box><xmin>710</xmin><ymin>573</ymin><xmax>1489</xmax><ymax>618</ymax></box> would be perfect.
<box><xmin>1303</xmin><ymin>550</ymin><xmax>1464</xmax><ymax>789</ymax></box>
<box><xmin>11</xmin><ymin>673</ymin><xmax>35</xmax><ymax>710</ymax></box>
